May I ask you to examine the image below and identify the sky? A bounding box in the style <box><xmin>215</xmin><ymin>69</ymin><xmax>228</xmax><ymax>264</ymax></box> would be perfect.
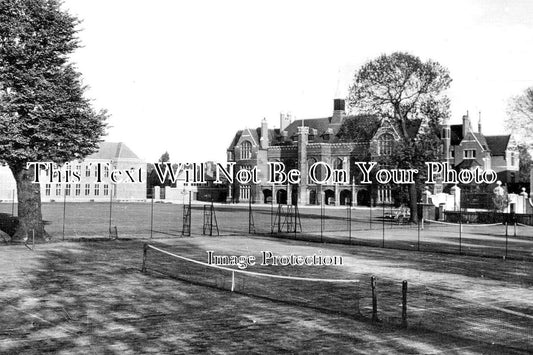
<box><xmin>62</xmin><ymin>0</ymin><xmax>533</xmax><ymax>163</ymax></box>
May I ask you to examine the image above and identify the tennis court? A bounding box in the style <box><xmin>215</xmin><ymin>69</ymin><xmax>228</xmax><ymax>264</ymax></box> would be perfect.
<box><xmin>2</xmin><ymin>234</ymin><xmax>531</xmax><ymax>353</ymax></box>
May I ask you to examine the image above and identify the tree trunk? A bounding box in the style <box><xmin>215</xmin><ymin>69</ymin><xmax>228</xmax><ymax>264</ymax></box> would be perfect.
<box><xmin>408</xmin><ymin>183</ymin><xmax>418</xmax><ymax>223</ymax></box>
<box><xmin>11</xmin><ymin>165</ymin><xmax>49</xmax><ymax>242</ymax></box>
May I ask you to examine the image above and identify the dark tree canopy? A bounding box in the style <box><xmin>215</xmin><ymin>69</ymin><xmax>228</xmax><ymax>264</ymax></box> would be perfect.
<box><xmin>0</xmin><ymin>0</ymin><xmax>107</xmax><ymax>240</ymax></box>
<box><xmin>0</xmin><ymin>0</ymin><xmax>107</xmax><ymax>170</ymax></box>
<box><xmin>337</xmin><ymin>114</ymin><xmax>381</xmax><ymax>142</ymax></box>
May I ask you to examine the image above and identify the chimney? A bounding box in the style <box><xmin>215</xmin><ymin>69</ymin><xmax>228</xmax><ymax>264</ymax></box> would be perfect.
<box><xmin>478</xmin><ymin>111</ymin><xmax>482</xmax><ymax>134</ymax></box>
<box><xmin>260</xmin><ymin>118</ymin><xmax>268</xmax><ymax>149</ymax></box>
<box><xmin>280</xmin><ymin>112</ymin><xmax>291</xmax><ymax>131</ymax></box>
<box><xmin>462</xmin><ymin>111</ymin><xmax>470</xmax><ymax>137</ymax></box>
<box><xmin>331</xmin><ymin>98</ymin><xmax>346</xmax><ymax>124</ymax></box>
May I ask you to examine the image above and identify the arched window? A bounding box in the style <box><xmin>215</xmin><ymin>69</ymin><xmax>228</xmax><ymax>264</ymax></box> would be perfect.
<box><xmin>241</xmin><ymin>141</ymin><xmax>252</xmax><ymax>159</ymax></box>
<box><xmin>378</xmin><ymin>134</ymin><xmax>393</xmax><ymax>156</ymax></box>
<box><xmin>334</xmin><ymin>158</ymin><xmax>343</xmax><ymax>170</ymax></box>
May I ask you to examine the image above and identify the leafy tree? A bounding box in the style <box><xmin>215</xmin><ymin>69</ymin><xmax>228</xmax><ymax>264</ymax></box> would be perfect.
<box><xmin>517</xmin><ymin>144</ymin><xmax>532</xmax><ymax>184</ymax></box>
<box><xmin>506</xmin><ymin>87</ymin><xmax>533</xmax><ymax>145</ymax></box>
<box><xmin>0</xmin><ymin>0</ymin><xmax>107</xmax><ymax>241</ymax></box>
<box><xmin>337</xmin><ymin>114</ymin><xmax>381</xmax><ymax>142</ymax></box>
<box><xmin>159</xmin><ymin>151</ymin><xmax>170</xmax><ymax>163</ymax></box>
<box><xmin>348</xmin><ymin>52</ymin><xmax>452</xmax><ymax>221</ymax></box>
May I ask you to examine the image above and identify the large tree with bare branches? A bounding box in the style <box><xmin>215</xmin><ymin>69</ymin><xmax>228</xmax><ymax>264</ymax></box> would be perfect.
<box><xmin>348</xmin><ymin>52</ymin><xmax>452</xmax><ymax>220</ymax></box>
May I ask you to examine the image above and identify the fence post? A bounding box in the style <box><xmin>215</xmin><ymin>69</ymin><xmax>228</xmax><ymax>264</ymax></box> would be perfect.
<box><xmin>11</xmin><ymin>189</ymin><xmax>15</xmax><ymax>216</ymax></box>
<box><xmin>150</xmin><ymin>188</ymin><xmax>154</xmax><ymax>239</ymax></box>
<box><xmin>382</xmin><ymin>203</ymin><xmax>385</xmax><ymax>248</ymax></box>
<box><xmin>62</xmin><ymin>187</ymin><xmax>67</xmax><ymax>241</ymax></box>
<box><xmin>141</xmin><ymin>243</ymin><xmax>148</xmax><ymax>272</ymax></box>
<box><xmin>459</xmin><ymin>208</ymin><xmax>462</xmax><ymax>253</ymax></box>
<box><xmin>402</xmin><ymin>280</ymin><xmax>408</xmax><ymax>328</ymax></box>
<box><xmin>371</xmin><ymin>276</ymin><xmax>378</xmax><ymax>322</ymax></box>
<box><xmin>417</xmin><ymin>215</ymin><xmax>421</xmax><ymax>252</ymax></box>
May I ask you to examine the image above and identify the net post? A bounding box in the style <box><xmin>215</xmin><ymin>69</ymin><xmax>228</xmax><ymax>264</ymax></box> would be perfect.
<box><xmin>401</xmin><ymin>280</ymin><xmax>408</xmax><ymax>328</ymax></box>
<box><xmin>142</xmin><ymin>243</ymin><xmax>148</xmax><ymax>273</ymax></box>
<box><xmin>371</xmin><ymin>276</ymin><xmax>378</xmax><ymax>322</ymax></box>
<box><xmin>231</xmin><ymin>270</ymin><xmax>235</xmax><ymax>292</ymax></box>
<box><xmin>505</xmin><ymin>222</ymin><xmax>509</xmax><ymax>259</ymax></box>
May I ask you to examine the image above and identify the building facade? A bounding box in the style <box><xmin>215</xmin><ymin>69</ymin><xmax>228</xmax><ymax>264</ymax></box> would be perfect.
<box><xmin>228</xmin><ymin>98</ymin><xmax>520</xmax><ymax>206</ymax></box>
<box><xmin>0</xmin><ymin>142</ymin><xmax>147</xmax><ymax>203</ymax></box>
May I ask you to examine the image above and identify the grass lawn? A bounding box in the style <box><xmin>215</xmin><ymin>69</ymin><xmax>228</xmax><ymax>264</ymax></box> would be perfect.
<box><xmin>0</xmin><ymin>233</ymin><xmax>532</xmax><ymax>353</ymax></box>
<box><xmin>1</xmin><ymin>201</ymin><xmax>530</xmax><ymax>260</ymax></box>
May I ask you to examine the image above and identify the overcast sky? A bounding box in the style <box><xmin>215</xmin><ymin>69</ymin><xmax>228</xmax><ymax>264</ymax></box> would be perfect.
<box><xmin>62</xmin><ymin>0</ymin><xmax>533</xmax><ymax>162</ymax></box>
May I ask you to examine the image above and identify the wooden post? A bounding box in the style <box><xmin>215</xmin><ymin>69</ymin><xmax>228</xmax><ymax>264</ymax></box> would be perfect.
<box><xmin>402</xmin><ymin>280</ymin><xmax>408</xmax><ymax>328</ymax></box>
<box><xmin>371</xmin><ymin>276</ymin><xmax>378</xmax><ymax>322</ymax></box>
<box><xmin>505</xmin><ymin>222</ymin><xmax>508</xmax><ymax>259</ymax></box>
<box><xmin>141</xmin><ymin>243</ymin><xmax>148</xmax><ymax>272</ymax></box>
<box><xmin>150</xmin><ymin>189</ymin><xmax>154</xmax><ymax>239</ymax></box>
<box><xmin>417</xmin><ymin>216</ymin><xmax>421</xmax><ymax>251</ymax></box>
<box><xmin>231</xmin><ymin>270</ymin><xmax>235</xmax><ymax>292</ymax></box>
<box><xmin>382</xmin><ymin>203</ymin><xmax>385</xmax><ymax>248</ymax></box>
<box><xmin>62</xmin><ymin>189</ymin><xmax>67</xmax><ymax>241</ymax></box>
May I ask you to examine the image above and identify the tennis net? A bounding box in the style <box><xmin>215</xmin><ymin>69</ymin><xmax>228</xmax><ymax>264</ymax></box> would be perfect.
<box><xmin>141</xmin><ymin>244</ymin><xmax>361</xmax><ymax>316</ymax></box>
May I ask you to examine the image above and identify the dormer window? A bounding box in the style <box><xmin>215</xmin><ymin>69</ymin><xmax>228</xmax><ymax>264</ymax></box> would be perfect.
<box><xmin>464</xmin><ymin>149</ymin><xmax>476</xmax><ymax>159</ymax></box>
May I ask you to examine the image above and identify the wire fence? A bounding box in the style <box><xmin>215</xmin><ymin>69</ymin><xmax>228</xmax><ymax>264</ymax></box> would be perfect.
<box><xmin>0</xmin><ymin>187</ymin><xmax>532</xmax><ymax>260</ymax></box>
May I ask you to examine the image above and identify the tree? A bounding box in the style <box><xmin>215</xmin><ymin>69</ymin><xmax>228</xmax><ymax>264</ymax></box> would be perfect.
<box><xmin>348</xmin><ymin>52</ymin><xmax>452</xmax><ymax>221</ymax></box>
<box><xmin>337</xmin><ymin>114</ymin><xmax>381</xmax><ymax>142</ymax></box>
<box><xmin>159</xmin><ymin>151</ymin><xmax>170</xmax><ymax>163</ymax></box>
<box><xmin>518</xmin><ymin>144</ymin><xmax>532</xmax><ymax>184</ymax></box>
<box><xmin>506</xmin><ymin>87</ymin><xmax>533</xmax><ymax>146</ymax></box>
<box><xmin>0</xmin><ymin>0</ymin><xmax>107</xmax><ymax>241</ymax></box>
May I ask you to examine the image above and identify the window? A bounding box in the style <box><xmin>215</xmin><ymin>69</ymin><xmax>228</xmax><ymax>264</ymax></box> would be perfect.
<box><xmin>94</xmin><ymin>165</ymin><xmax>98</xmax><ymax>177</ymax></box>
<box><xmin>55</xmin><ymin>184</ymin><xmax>61</xmax><ymax>196</ymax></box>
<box><xmin>103</xmin><ymin>184</ymin><xmax>109</xmax><ymax>196</ymax></box>
<box><xmin>65</xmin><ymin>184</ymin><xmax>71</xmax><ymax>196</ymax></box>
<box><xmin>45</xmin><ymin>184</ymin><xmax>51</xmax><ymax>196</ymax></box>
<box><xmin>464</xmin><ymin>149</ymin><xmax>476</xmax><ymax>159</ymax></box>
<box><xmin>334</xmin><ymin>158</ymin><xmax>343</xmax><ymax>170</ymax></box>
<box><xmin>85</xmin><ymin>184</ymin><xmax>90</xmax><ymax>196</ymax></box>
<box><xmin>94</xmin><ymin>184</ymin><xmax>100</xmax><ymax>196</ymax></box>
<box><xmin>240</xmin><ymin>141</ymin><xmax>252</xmax><ymax>159</ymax></box>
<box><xmin>240</xmin><ymin>185</ymin><xmax>251</xmax><ymax>200</ymax></box>
<box><xmin>104</xmin><ymin>164</ymin><xmax>109</xmax><ymax>178</ymax></box>
<box><xmin>378</xmin><ymin>134</ymin><xmax>393</xmax><ymax>156</ymax></box>
<box><xmin>511</xmin><ymin>152</ymin><xmax>515</xmax><ymax>166</ymax></box>
<box><xmin>75</xmin><ymin>184</ymin><xmax>81</xmax><ymax>196</ymax></box>
<box><xmin>85</xmin><ymin>165</ymin><xmax>91</xmax><ymax>177</ymax></box>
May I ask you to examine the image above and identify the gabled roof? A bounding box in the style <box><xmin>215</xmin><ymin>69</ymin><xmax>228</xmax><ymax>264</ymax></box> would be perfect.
<box><xmin>485</xmin><ymin>135</ymin><xmax>511</xmax><ymax>156</ymax></box>
<box><xmin>455</xmin><ymin>159</ymin><xmax>481</xmax><ymax>170</ymax></box>
<box><xmin>283</xmin><ymin>117</ymin><xmax>335</xmax><ymax>143</ymax></box>
<box><xmin>87</xmin><ymin>142</ymin><xmax>140</xmax><ymax>160</ymax></box>
<box><xmin>227</xmin><ymin>128</ymin><xmax>278</xmax><ymax>150</ymax></box>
